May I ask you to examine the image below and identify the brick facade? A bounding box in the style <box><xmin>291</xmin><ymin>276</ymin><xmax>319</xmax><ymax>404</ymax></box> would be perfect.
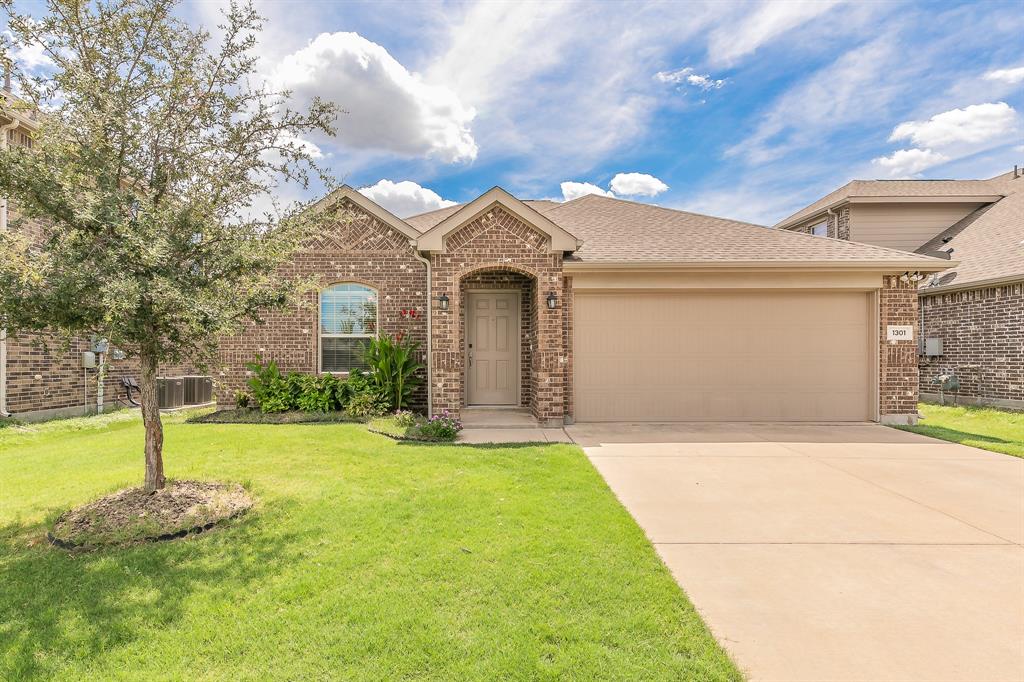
<box><xmin>919</xmin><ymin>283</ymin><xmax>1024</xmax><ymax>408</ymax></box>
<box><xmin>215</xmin><ymin>198</ymin><xmax>429</xmax><ymax>410</ymax></box>
<box><xmin>429</xmin><ymin>206</ymin><xmax>566</xmax><ymax>425</ymax></box>
<box><xmin>879</xmin><ymin>275</ymin><xmax>920</xmax><ymax>422</ymax></box>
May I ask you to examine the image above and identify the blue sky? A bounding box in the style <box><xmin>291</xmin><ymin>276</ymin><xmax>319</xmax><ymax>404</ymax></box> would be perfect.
<box><xmin>7</xmin><ymin>0</ymin><xmax>1024</xmax><ymax>223</ymax></box>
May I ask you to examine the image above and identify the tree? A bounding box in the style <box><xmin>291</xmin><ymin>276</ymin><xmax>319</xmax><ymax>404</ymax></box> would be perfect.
<box><xmin>0</xmin><ymin>0</ymin><xmax>339</xmax><ymax>491</ymax></box>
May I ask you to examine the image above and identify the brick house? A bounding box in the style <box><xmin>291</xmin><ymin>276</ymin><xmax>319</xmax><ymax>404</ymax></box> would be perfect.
<box><xmin>216</xmin><ymin>185</ymin><xmax>951</xmax><ymax>426</ymax></box>
<box><xmin>776</xmin><ymin>170</ymin><xmax>1023</xmax><ymax>410</ymax></box>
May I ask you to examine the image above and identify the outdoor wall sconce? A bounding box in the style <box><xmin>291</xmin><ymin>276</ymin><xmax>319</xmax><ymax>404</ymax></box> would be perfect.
<box><xmin>546</xmin><ymin>292</ymin><xmax>558</xmax><ymax>310</ymax></box>
<box><xmin>437</xmin><ymin>293</ymin><xmax>450</xmax><ymax>310</ymax></box>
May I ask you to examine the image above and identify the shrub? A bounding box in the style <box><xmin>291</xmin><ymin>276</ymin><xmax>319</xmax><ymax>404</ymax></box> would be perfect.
<box><xmin>295</xmin><ymin>374</ymin><xmax>340</xmax><ymax>413</ymax></box>
<box><xmin>392</xmin><ymin>410</ymin><xmax>417</xmax><ymax>427</ymax></box>
<box><xmin>419</xmin><ymin>411</ymin><xmax>463</xmax><ymax>442</ymax></box>
<box><xmin>245</xmin><ymin>355</ymin><xmax>285</xmax><ymax>410</ymax></box>
<box><xmin>345</xmin><ymin>390</ymin><xmax>390</xmax><ymax>420</ymax></box>
<box><xmin>234</xmin><ymin>390</ymin><xmax>251</xmax><ymax>408</ymax></box>
<box><xmin>364</xmin><ymin>334</ymin><xmax>424</xmax><ymax>411</ymax></box>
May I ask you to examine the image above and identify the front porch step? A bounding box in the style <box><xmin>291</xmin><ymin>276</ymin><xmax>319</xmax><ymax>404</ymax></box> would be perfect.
<box><xmin>460</xmin><ymin>408</ymin><xmax>538</xmax><ymax>429</ymax></box>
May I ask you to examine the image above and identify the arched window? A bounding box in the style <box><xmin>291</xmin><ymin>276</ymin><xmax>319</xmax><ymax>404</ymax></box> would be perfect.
<box><xmin>320</xmin><ymin>283</ymin><xmax>378</xmax><ymax>372</ymax></box>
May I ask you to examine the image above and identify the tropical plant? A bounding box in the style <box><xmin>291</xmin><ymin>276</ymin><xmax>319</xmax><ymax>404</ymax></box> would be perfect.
<box><xmin>363</xmin><ymin>334</ymin><xmax>424</xmax><ymax>411</ymax></box>
<box><xmin>0</xmin><ymin>0</ymin><xmax>339</xmax><ymax>491</ymax></box>
<box><xmin>295</xmin><ymin>374</ymin><xmax>340</xmax><ymax>413</ymax></box>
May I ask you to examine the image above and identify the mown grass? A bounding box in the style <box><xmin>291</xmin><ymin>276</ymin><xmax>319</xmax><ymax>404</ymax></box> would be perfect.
<box><xmin>0</xmin><ymin>411</ymin><xmax>739</xmax><ymax>680</ymax></box>
<box><xmin>896</xmin><ymin>402</ymin><xmax>1024</xmax><ymax>458</ymax></box>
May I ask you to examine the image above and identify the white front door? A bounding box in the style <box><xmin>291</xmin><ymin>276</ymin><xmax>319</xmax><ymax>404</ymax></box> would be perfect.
<box><xmin>467</xmin><ymin>291</ymin><xmax>520</xmax><ymax>405</ymax></box>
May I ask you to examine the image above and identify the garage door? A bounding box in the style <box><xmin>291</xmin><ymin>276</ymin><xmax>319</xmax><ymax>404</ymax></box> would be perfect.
<box><xmin>573</xmin><ymin>291</ymin><xmax>873</xmax><ymax>422</ymax></box>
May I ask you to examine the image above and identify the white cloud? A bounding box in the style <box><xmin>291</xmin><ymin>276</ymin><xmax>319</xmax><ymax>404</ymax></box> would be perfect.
<box><xmin>654</xmin><ymin>67</ymin><xmax>724</xmax><ymax>91</ymax></box>
<box><xmin>983</xmin><ymin>66</ymin><xmax>1024</xmax><ymax>85</ymax></box>
<box><xmin>707</xmin><ymin>1</ymin><xmax>844</xmax><ymax>67</ymax></box>
<box><xmin>271</xmin><ymin>32</ymin><xmax>477</xmax><ymax>163</ymax></box>
<box><xmin>560</xmin><ymin>182</ymin><xmax>614</xmax><ymax>201</ymax></box>
<box><xmin>357</xmin><ymin>179</ymin><xmax>456</xmax><ymax>218</ymax></box>
<box><xmin>609</xmin><ymin>172</ymin><xmax>669</xmax><ymax>196</ymax></box>
<box><xmin>871</xmin><ymin>148</ymin><xmax>950</xmax><ymax>177</ymax></box>
<box><xmin>889</xmin><ymin>102</ymin><xmax>1019</xmax><ymax>149</ymax></box>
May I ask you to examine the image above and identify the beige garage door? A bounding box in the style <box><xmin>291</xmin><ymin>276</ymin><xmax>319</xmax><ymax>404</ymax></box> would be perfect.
<box><xmin>574</xmin><ymin>291</ymin><xmax>873</xmax><ymax>422</ymax></box>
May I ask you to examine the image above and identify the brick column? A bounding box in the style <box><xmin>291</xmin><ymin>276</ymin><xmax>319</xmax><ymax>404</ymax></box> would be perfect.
<box><xmin>879</xmin><ymin>275</ymin><xmax>920</xmax><ymax>424</ymax></box>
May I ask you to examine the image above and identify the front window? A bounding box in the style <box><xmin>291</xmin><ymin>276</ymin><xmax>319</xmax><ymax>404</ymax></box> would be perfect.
<box><xmin>320</xmin><ymin>283</ymin><xmax>378</xmax><ymax>372</ymax></box>
<box><xmin>811</xmin><ymin>221</ymin><xmax>828</xmax><ymax>237</ymax></box>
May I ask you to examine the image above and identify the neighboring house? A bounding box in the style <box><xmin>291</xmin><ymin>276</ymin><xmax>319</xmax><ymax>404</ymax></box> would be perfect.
<box><xmin>775</xmin><ymin>170</ymin><xmax>1024</xmax><ymax>410</ymax></box>
<box><xmin>216</xmin><ymin>185</ymin><xmax>951</xmax><ymax>426</ymax></box>
<box><xmin>0</xmin><ymin>83</ymin><xmax>196</xmax><ymax>421</ymax></box>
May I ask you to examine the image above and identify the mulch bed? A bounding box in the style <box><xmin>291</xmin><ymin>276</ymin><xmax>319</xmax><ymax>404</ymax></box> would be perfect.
<box><xmin>187</xmin><ymin>408</ymin><xmax>360</xmax><ymax>425</ymax></box>
<box><xmin>48</xmin><ymin>480</ymin><xmax>253</xmax><ymax>550</ymax></box>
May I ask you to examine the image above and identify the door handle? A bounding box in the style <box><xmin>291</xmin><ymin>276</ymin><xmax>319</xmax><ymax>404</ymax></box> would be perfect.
<box><xmin>468</xmin><ymin>351</ymin><xmax>474</xmax><ymax>367</ymax></box>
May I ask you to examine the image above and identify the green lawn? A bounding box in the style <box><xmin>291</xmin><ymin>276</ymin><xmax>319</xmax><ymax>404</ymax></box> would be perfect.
<box><xmin>897</xmin><ymin>403</ymin><xmax>1024</xmax><ymax>458</ymax></box>
<box><xmin>0</xmin><ymin>410</ymin><xmax>739</xmax><ymax>681</ymax></box>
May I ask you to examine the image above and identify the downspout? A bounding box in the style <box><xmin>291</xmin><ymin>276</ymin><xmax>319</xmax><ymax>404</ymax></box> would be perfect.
<box><xmin>825</xmin><ymin>206</ymin><xmax>838</xmax><ymax>239</ymax></box>
<box><xmin>0</xmin><ymin>116</ymin><xmax>20</xmax><ymax>418</ymax></box>
<box><xmin>411</xmin><ymin>246</ymin><xmax>432</xmax><ymax>418</ymax></box>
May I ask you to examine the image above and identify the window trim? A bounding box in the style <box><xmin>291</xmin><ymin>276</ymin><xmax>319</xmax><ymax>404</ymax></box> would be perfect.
<box><xmin>318</xmin><ymin>282</ymin><xmax>379</xmax><ymax>375</ymax></box>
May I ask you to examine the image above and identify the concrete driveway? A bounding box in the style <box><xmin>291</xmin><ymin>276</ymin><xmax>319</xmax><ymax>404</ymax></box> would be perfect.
<box><xmin>566</xmin><ymin>423</ymin><xmax>1024</xmax><ymax>682</ymax></box>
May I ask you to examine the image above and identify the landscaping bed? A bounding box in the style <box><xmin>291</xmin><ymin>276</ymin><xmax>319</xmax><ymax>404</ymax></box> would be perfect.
<box><xmin>188</xmin><ymin>408</ymin><xmax>360</xmax><ymax>425</ymax></box>
<box><xmin>368</xmin><ymin>411</ymin><xmax>463</xmax><ymax>442</ymax></box>
<box><xmin>48</xmin><ymin>480</ymin><xmax>253</xmax><ymax>550</ymax></box>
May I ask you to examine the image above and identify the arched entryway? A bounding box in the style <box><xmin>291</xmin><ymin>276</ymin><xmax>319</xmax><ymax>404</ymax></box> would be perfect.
<box><xmin>459</xmin><ymin>267</ymin><xmax>537</xmax><ymax>411</ymax></box>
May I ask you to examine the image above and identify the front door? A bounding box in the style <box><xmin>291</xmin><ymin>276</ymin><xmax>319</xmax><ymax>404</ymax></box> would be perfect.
<box><xmin>467</xmin><ymin>291</ymin><xmax>520</xmax><ymax>405</ymax></box>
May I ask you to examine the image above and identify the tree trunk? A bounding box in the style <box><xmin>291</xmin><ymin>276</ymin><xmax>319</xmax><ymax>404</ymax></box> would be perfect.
<box><xmin>139</xmin><ymin>350</ymin><xmax>166</xmax><ymax>492</ymax></box>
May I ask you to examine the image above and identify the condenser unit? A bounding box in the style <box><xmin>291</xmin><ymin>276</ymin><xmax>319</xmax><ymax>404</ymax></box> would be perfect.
<box><xmin>183</xmin><ymin>376</ymin><xmax>214</xmax><ymax>405</ymax></box>
<box><xmin>157</xmin><ymin>377</ymin><xmax>185</xmax><ymax>409</ymax></box>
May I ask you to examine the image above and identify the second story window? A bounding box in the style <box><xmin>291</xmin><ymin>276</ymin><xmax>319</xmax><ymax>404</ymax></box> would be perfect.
<box><xmin>811</xmin><ymin>221</ymin><xmax>828</xmax><ymax>237</ymax></box>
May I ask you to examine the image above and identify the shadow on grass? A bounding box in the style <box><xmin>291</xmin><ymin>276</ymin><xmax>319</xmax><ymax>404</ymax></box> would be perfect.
<box><xmin>0</xmin><ymin>500</ymin><xmax>306</xmax><ymax>680</ymax></box>
<box><xmin>900</xmin><ymin>424</ymin><xmax>1019</xmax><ymax>449</ymax></box>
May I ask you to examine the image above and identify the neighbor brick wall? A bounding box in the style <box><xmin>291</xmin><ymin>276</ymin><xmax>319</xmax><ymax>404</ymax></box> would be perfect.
<box><xmin>788</xmin><ymin>206</ymin><xmax>850</xmax><ymax>240</ymax></box>
<box><xmin>918</xmin><ymin>282</ymin><xmax>1023</xmax><ymax>406</ymax></box>
<box><xmin>215</xmin><ymin>198</ymin><xmax>429</xmax><ymax>411</ymax></box>
<box><xmin>430</xmin><ymin>206</ymin><xmax>565</xmax><ymax>425</ymax></box>
<box><xmin>879</xmin><ymin>275</ymin><xmax>920</xmax><ymax>418</ymax></box>
<box><xmin>3</xmin><ymin>202</ymin><xmax>193</xmax><ymax>418</ymax></box>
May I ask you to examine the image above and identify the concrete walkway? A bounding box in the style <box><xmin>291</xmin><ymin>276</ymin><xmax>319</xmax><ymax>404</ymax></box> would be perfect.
<box><xmin>568</xmin><ymin>422</ymin><xmax>1024</xmax><ymax>681</ymax></box>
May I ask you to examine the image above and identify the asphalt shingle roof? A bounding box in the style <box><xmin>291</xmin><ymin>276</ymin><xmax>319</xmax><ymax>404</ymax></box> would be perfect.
<box><xmin>917</xmin><ymin>185</ymin><xmax>1024</xmax><ymax>291</ymax></box>
<box><xmin>543</xmin><ymin>194</ymin><xmax>948</xmax><ymax>265</ymax></box>
<box><xmin>774</xmin><ymin>172</ymin><xmax>1018</xmax><ymax>230</ymax></box>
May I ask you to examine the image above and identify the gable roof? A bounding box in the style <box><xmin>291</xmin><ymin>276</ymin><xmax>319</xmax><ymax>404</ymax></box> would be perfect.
<box><xmin>917</xmin><ymin>189</ymin><xmax>1024</xmax><ymax>292</ymax></box>
<box><xmin>405</xmin><ymin>199</ymin><xmax>558</xmax><ymax>232</ymax></box>
<box><xmin>773</xmin><ymin>172</ymin><xmax>1017</xmax><ymax>230</ymax></box>
<box><xmin>547</xmin><ymin>194</ymin><xmax>952</xmax><ymax>269</ymax></box>
<box><xmin>415</xmin><ymin>187</ymin><xmax>578</xmax><ymax>253</ymax></box>
<box><xmin>310</xmin><ymin>185</ymin><xmax>420</xmax><ymax>241</ymax></box>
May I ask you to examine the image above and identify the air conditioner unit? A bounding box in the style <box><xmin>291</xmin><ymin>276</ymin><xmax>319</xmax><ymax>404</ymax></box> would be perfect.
<box><xmin>183</xmin><ymin>376</ymin><xmax>213</xmax><ymax>405</ymax></box>
<box><xmin>157</xmin><ymin>377</ymin><xmax>185</xmax><ymax>409</ymax></box>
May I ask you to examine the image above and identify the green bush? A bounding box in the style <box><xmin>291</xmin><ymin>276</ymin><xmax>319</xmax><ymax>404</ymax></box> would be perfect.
<box><xmin>364</xmin><ymin>334</ymin><xmax>423</xmax><ymax>411</ymax></box>
<box><xmin>295</xmin><ymin>374</ymin><xmax>341</xmax><ymax>412</ymax></box>
<box><xmin>345</xmin><ymin>390</ymin><xmax>390</xmax><ymax>419</ymax></box>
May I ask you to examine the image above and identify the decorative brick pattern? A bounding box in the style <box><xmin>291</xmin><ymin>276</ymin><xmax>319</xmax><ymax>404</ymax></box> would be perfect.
<box><xmin>430</xmin><ymin>206</ymin><xmax>565</xmax><ymax>425</ymax></box>
<box><xmin>879</xmin><ymin>275</ymin><xmax>920</xmax><ymax>419</ymax></box>
<box><xmin>919</xmin><ymin>283</ymin><xmax>1023</xmax><ymax>406</ymax></box>
<box><xmin>215</xmin><ymin>199</ymin><xmax>429</xmax><ymax>409</ymax></box>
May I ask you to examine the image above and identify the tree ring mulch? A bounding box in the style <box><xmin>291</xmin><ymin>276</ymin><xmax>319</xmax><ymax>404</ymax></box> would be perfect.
<box><xmin>48</xmin><ymin>480</ymin><xmax>253</xmax><ymax>550</ymax></box>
